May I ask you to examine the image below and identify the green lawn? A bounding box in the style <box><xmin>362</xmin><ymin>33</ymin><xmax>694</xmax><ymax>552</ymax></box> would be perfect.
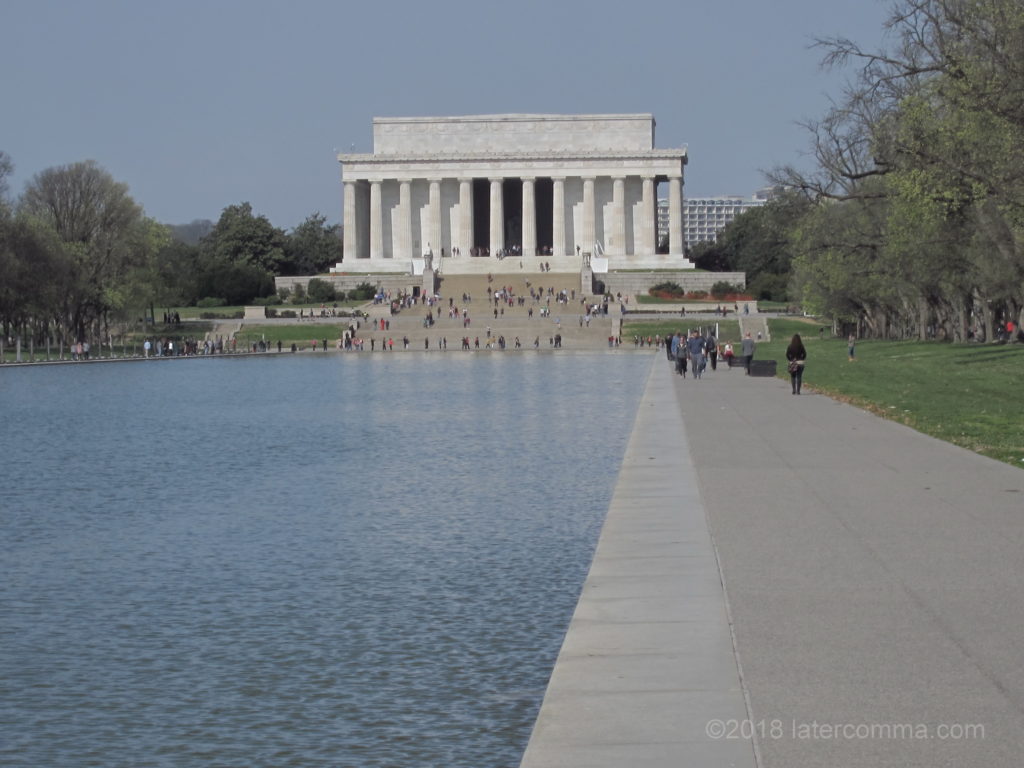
<box><xmin>623</xmin><ymin>318</ymin><xmax>741</xmax><ymax>341</ymax></box>
<box><xmin>763</xmin><ymin>320</ymin><xmax>1024</xmax><ymax>466</ymax></box>
<box><xmin>234</xmin><ymin>324</ymin><xmax>353</xmax><ymax>348</ymax></box>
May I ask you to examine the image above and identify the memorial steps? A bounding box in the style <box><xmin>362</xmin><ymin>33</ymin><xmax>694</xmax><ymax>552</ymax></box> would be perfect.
<box><xmin>351</xmin><ymin>293</ymin><xmax>621</xmax><ymax>350</ymax></box>
<box><xmin>436</xmin><ymin>272</ymin><xmax>582</xmax><ymax>306</ymax></box>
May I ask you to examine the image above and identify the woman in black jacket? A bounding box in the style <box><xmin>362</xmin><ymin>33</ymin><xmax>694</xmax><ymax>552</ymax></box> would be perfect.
<box><xmin>786</xmin><ymin>334</ymin><xmax>807</xmax><ymax>395</ymax></box>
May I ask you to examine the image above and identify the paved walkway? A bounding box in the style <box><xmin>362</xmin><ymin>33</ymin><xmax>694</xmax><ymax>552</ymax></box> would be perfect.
<box><xmin>519</xmin><ymin>358</ymin><xmax>757</xmax><ymax>768</ymax></box>
<box><xmin>521</xmin><ymin>356</ymin><xmax>1024</xmax><ymax>767</ymax></box>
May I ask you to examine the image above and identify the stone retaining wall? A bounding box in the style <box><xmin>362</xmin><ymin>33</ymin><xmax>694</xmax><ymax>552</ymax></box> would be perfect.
<box><xmin>275</xmin><ymin>274</ymin><xmax>421</xmax><ymax>296</ymax></box>
<box><xmin>276</xmin><ymin>270</ymin><xmax>747</xmax><ymax>299</ymax></box>
<box><xmin>601</xmin><ymin>271</ymin><xmax>746</xmax><ymax>294</ymax></box>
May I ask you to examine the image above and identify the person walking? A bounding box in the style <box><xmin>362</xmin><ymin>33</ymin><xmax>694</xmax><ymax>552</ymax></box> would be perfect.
<box><xmin>741</xmin><ymin>332</ymin><xmax>755</xmax><ymax>375</ymax></box>
<box><xmin>848</xmin><ymin>334</ymin><xmax>856</xmax><ymax>361</ymax></box>
<box><xmin>671</xmin><ymin>332</ymin><xmax>687</xmax><ymax>377</ymax></box>
<box><xmin>687</xmin><ymin>330</ymin><xmax>706</xmax><ymax>379</ymax></box>
<box><xmin>786</xmin><ymin>334</ymin><xmax>807</xmax><ymax>395</ymax></box>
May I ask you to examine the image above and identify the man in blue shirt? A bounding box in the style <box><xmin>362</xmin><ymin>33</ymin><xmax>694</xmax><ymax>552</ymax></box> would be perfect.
<box><xmin>686</xmin><ymin>331</ymin><xmax>706</xmax><ymax>379</ymax></box>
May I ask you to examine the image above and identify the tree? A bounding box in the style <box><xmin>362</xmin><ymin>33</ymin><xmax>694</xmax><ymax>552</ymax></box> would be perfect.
<box><xmin>282</xmin><ymin>213</ymin><xmax>342</xmax><ymax>276</ymax></box>
<box><xmin>689</xmin><ymin>240</ymin><xmax>732</xmax><ymax>272</ymax></box>
<box><xmin>19</xmin><ymin>160</ymin><xmax>152</xmax><ymax>342</ymax></box>
<box><xmin>168</xmin><ymin>219</ymin><xmax>214</xmax><ymax>246</ymax></box>
<box><xmin>0</xmin><ymin>151</ymin><xmax>13</xmax><ymax>214</ymax></box>
<box><xmin>195</xmin><ymin>203</ymin><xmax>285</xmax><ymax>302</ymax></box>
<box><xmin>772</xmin><ymin>0</ymin><xmax>1024</xmax><ymax>338</ymax></box>
<box><xmin>200</xmin><ymin>202</ymin><xmax>286</xmax><ymax>273</ymax></box>
<box><xmin>696</xmin><ymin>192</ymin><xmax>811</xmax><ymax>301</ymax></box>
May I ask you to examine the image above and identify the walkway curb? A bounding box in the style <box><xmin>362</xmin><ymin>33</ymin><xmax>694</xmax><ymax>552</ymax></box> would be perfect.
<box><xmin>518</xmin><ymin>358</ymin><xmax>756</xmax><ymax>767</ymax></box>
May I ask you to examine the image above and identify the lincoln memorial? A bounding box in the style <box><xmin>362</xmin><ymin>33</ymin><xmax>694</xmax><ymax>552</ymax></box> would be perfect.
<box><xmin>335</xmin><ymin>114</ymin><xmax>692</xmax><ymax>275</ymax></box>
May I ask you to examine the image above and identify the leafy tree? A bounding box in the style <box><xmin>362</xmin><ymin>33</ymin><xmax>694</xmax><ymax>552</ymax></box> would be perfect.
<box><xmin>200</xmin><ymin>202</ymin><xmax>286</xmax><ymax>273</ymax></box>
<box><xmin>147</xmin><ymin>239</ymin><xmax>201</xmax><ymax>314</ymax></box>
<box><xmin>18</xmin><ymin>160</ymin><xmax>152</xmax><ymax>341</ymax></box>
<box><xmin>194</xmin><ymin>260</ymin><xmax>275</xmax><ymax>306</ymax></box>
<box><xmin>771</xmin><ymin>0</ymin><xmax>1024</xmax><ymax>338</ymax></box>
<box><xmin>698</xmin><ymin>192</ymin><xmax>810</xmax><ymax>301</ymax></box>
<box><xmin>282</xmin><ymin>213</ymin><xmax>342</xmax><ymax>276</ymax></box>
<box><xmin>168</xmin><ymin>219</ymin><xmax>214</xmax><ymax>246</ymax></box>
<box><xmin>0</xmin><ymin>151</ymin><xmax>13</xmax><ymax>215</ymax></box>
<box><xmin>195</xmin><ymin>202</ymin><xmax>284</xmax><ymax>302</ymax></box>
<box><xmin>689</xmin><ymin>240</ymin><xmax>732</xmax><ymax>272</ymax></box>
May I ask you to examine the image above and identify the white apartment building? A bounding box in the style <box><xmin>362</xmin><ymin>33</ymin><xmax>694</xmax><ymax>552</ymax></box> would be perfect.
<box><xmin>658</xmin><ymin>189</ymin><xmax>773</xmax><ymax>249</ymax></box>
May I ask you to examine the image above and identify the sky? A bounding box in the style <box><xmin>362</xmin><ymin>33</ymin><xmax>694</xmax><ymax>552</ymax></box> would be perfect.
<box><xmin>2</xmin><ymin>0</ymin><xmax>894</xmax><ymax>231</ymax></box>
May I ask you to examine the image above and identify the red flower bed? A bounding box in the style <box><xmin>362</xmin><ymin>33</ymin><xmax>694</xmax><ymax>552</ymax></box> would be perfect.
<box><xmin>649</xmin><ymin>290</ymin><xmax>753</xmax><ymax>301</ymax></box>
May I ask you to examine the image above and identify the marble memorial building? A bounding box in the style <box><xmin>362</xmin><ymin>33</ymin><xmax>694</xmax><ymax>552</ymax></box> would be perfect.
<box><xmin>336</xmin><ymin>114</ymin><xmax>691</xmax><ymax>275</ymax></box>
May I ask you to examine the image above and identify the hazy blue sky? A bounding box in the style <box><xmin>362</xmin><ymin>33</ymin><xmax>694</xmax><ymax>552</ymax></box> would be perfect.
<box><xmin>3</xmin><ymin>0</ymin><xmax>893</xmax><ymax>230</ymax></box>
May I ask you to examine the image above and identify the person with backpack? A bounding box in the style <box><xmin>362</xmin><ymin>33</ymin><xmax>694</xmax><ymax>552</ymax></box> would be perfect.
<box><xmin>706</xmin><ymin>333</ymin><xmax>718</xmax><ymax>370</ymax></box>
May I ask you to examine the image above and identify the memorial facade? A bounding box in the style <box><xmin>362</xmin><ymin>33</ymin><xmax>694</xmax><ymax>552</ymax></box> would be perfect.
<box><xmin>336</xmin><ymin>114</ymin><xmax>691</xmax><ymax>274</ymax></box>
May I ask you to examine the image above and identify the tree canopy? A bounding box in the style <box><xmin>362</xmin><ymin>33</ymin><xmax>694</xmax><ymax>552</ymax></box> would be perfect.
<box><xmin>0</xmin><ymin>155</ymin><xmax>343</xmax><ymax>348</ymax></box>
<box><xmin>765</xmin><ymin>0</ymin><xmax>1024</xmax><ymax>339</ymax></box>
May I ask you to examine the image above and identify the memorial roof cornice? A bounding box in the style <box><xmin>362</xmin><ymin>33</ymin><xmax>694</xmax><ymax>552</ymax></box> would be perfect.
<box><xmin>338</xmin><ymin>149</ymin><xmax>687</xmax><ymax>163</ymax></box>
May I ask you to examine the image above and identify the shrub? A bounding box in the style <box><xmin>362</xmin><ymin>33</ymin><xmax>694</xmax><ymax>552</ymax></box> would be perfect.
<box><xmin>307</xmin><ymin>278</ymin><xmax>336</xmax><ymax>302</ymax></box>
<box><xmin>265</xmin><ymin>308</ymin><xmax>277</xmax><ymax>318</ymax></box>
<box><xmin>649</xmin><ymin>281</ymin><xmax>685</xmax><ymax>297</ymax></box>
<box><xmin>196</xmin><ymin>297</ymin><xmax>227</xmax><ymax>308</ymax></box>
<box><xmin>277</xmin><ymin>286</ymin><xmax>291</xmax><ymax>302</ymax></box>
<box><xmin>279</xmin><ymin>309</ymin><xmax>297</xmax><ymax>318</ymax></box>
<box><xmin>199</xmin><ymin>311</ymin><xmax>244</xmax><ymax>320</ymax></box>
<box><xmin>290</xmin><ymin>282</ymin><xmax>307</xmax><ymax>304</ymax></box>
<box><xmin>710</xmin><ymin>281</ymin><xmax>742</xmax><ymax>299</ymax></box>
<box><xmin>349</xmin><ymin>282</ymin><xmax>377</xmax><ymax>301</ymax></box>
<box><xmin>249</xmin><ymin>295</ymin><xmax>283</xmax><ymax>306</ymax></box>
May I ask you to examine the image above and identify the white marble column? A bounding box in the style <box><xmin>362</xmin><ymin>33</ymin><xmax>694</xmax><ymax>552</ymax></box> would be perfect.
<box><xmin>458</xmin><ymin>178</ymin><xmax>473</xmax><ymax>256</ymax></box>
<box><xmin>582</xmin><ymin>176</ymin><xmax>596</xmax><ymax>256</ymax></box>
<box><xmin>398</xmin><ymin>179</ymin><xmax>413</xmax><ymax>260</ymax></box>
<box><xmin>489</xmin><ymin>177</ymin><xmax>504</xmax><ymax>255</ymax></box>
<box><xmin>668</xmin><ymin>174</ymin><xmax>683</xmax><ymax>255</ymax></box>
<box><xmin>521</xmin><ymin>177</ymin><xmax>536</xmax><ymax>258</ymax></box>
<box><xmin>641</xmin><ymin>176</ymin><xmax>655</xmax><ymax>255</ymax></box>
<box><xmin>611</xmin><ymin>176</ymin><xmax>626</xmax><ymax>256</ymax></box>
<box><xmin>343</xmin><ymin>180</ymin><xmax>357</xmax><ymax>261</ymax></box>
<box><xmin>428</xmin><ymin>179</ymin><xmax>442</xmax><ymax>257</ymax></box>
<box><xmin>552</xmin><ymin>177</ymin><xmax>566</xmax><ymax>258</ymax></box>
<box><xmin>369</xmin><ymin>181</ymin><xmax>383</xmax><ymax>259</ymax></box>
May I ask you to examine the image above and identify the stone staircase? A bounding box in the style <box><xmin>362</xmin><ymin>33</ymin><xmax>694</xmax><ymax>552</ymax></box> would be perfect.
<box><xmin>353</xmin><ymin>290</ymin><xmax>620</xmax><ymax>350</ymax></box>
<box><xmin>436</xmin><ymin>271</ymin><xmax>583</xmax><ymax>306</ymax></box>
<box><xmin>739</xmin><ymin>313</ymin><xmax>770</xmax><ymax>342</ymax></box>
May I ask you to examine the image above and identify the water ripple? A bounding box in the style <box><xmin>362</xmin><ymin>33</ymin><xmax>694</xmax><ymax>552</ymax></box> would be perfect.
<box><xmin>0</xmin><ymin>354</ymin><xmax>649</xmax><ymax>767</ymax></box>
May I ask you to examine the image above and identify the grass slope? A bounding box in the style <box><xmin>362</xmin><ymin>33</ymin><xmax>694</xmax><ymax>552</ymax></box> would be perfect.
<box><xmin>763</xmin><ymin>320</ymin><xmax>1024</xmax><ymax>467</ymax></box>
